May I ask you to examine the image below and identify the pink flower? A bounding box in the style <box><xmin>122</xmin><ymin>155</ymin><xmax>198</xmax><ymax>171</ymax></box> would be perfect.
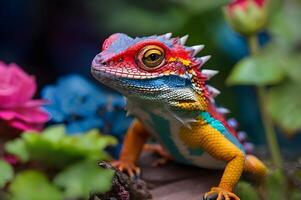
<box><xmin>0</xmin><ymin>61</ymin><xmax>49</xmax><ymax>132</ymax></box>
<box><xmin>227</xmin><ymin>0</ymin><xmax>265</xmax><ymax>12</ymax></box>
<box><xmin>224</xmin><ymin>0</ymin><xmax>267</xmax><ymax>35</ymax></box>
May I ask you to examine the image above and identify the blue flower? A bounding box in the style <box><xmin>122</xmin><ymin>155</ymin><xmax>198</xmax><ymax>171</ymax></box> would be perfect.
<box><xmin>41</xmin><ymin>74</ymin><xmax>132</xmax><ymax>138</ymax></box>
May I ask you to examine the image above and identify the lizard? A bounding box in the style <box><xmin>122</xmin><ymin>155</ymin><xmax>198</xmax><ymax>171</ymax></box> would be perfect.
<box><xmin>91</xmin><ymin>33</ymin><xmax>268</xmax><ymax>200</ymax></box>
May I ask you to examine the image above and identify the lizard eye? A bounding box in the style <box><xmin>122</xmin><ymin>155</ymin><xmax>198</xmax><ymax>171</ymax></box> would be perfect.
<box><xmin>137</xmin><ymin>45</ymin><xmax>165</xmax><ymax>70</ymax></box>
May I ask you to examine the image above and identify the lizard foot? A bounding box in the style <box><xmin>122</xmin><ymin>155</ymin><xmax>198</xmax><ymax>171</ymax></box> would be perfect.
<box><xmin>111</xmin><ymin>160</ymin><xmax>141</xmax><ymax>178</ymax></box>
<box><xmin>143</xmin><ymin>144</ymin><xmax>172</xmax><ymax>166</ymax></box>
<box><xmin>203</xmin><ymin>187</ymin><xmax>240</xmax><ymax>200</ymax></box>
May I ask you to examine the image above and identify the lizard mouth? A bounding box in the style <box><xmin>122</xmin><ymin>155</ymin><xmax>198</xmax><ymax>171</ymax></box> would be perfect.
<box><xmin>91</xmin><ymin>67</ymin><xmax>170</xmax><ymax>93</ymax></box>
<box><xmin>91</xmin><ymin>58</ymin><xmax>163</xmax><ymax>80</ymax></box>
<box><xmin>91</xmin><ymin>60</ymin><xmax>169</xmax><ymax>94</ymax></box>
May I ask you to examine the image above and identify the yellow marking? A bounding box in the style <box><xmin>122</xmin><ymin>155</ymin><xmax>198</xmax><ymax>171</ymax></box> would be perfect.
<box><xmin>179</xmin><ymin>120</ymin><xmax>245</xmax><ymax>192</ymax></box>
<box><xmin>144</xmin><ymin>49</ymin><xmax>162</xmax><ymax>57</ymax></box>
<box><xmin>168</xmin><ymin>57</ymin><xmax>191</xmax><ymax>66</ymax></box>
<box><xmin>175</xmin><ymin>93</ymin><xmax>208</xmax><ymax>111</ymax></box>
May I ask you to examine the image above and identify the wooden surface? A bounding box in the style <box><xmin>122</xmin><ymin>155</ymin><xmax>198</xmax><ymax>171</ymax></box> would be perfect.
<box><xmin>138</xmin><ymin>153</ymin><xmax>222</xmax><ymax>200</ymax></box>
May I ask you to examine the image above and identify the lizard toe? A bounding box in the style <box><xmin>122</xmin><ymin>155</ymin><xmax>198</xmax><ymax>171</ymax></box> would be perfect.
<box><xmin>203</xmin><ymin>187</ymin><xmax>239</xmax><ymax>200</ymax></box>
<box><xmin>203</xmin><ymin>192</ymin><xmax>220</xmax><ymax>200</ymax></box>
<box><xmin>110</xmin><ymin>160</ymin><xmax>141</xmax><ymax>179</ymax></box>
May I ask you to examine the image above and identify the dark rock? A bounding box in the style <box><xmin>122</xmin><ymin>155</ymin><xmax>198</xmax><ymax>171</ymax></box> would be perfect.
<box><xmin>90</xmin><ymin>162</ymin><xmax>152</xmax><ymax>200</ymax></box>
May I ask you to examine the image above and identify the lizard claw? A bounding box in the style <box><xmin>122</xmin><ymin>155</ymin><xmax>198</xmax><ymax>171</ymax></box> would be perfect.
<box><xmin>203</xmin><ymin>187</ymin><xmax>240</xmax><ymax>200</ymax></box>
<box><xmin>111</xmin><ymin>160</ymin><xmax>141</xmax><ymax>179</ymax></box>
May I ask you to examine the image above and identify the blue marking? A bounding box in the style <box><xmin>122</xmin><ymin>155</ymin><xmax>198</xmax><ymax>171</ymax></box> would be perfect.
<box><xmin>148</xmin><ymin>112</ymin><xmax>192</xmax><ymax>165</ymax></box>
<box><xmin>107</xmin><ymin>33</ymin><xmax>135</xmax><ymax>54</ymax></box>
<box><xmin>121</xmin><ymin>75</ymin><xmax>191</xmax><ymax>89</ymax></box>
<box><xmin>105</xmin><ymin>34</ymin><xmax>174</xmax><ymax>55</ymax></box>
<box><xmin>188</xmin><ymin>147</ymin><xmax>204</xmax><ymax>156</ymax></box>
<box><xmin>200</xmin><ymin>112</ymin><xmax>245</xmax><ymax>153</ymax></box>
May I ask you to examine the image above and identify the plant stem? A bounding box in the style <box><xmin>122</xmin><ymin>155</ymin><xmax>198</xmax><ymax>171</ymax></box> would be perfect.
<box><xmin>248</xmin><ymin>36</ymin><xmax>283</xmax><ymax>169</ymax></box>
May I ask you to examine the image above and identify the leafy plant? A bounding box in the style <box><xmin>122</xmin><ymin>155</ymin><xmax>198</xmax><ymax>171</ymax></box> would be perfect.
<box><xmin>5</xmin><ymin>125</ymin><xmax>117</xmax><ymax>168</ymax></box>
<box><xmin>227</xmin><ymin>45</ymin><xmax>286</xmax><ymax>86</ymax></box>
<box><xmin>1</xmin><ymin>125</ymin><xmax>117</xmax><ymax>200</ymax></box>
<box><xmin>0</xmin><ymin>160</ymin><xmax>14</xmax><ymax>188</ymax></box>
<box><xmin>53</xmin><ymin>160</ymin><xmax>114</xmax><ymax>199</ymax></box>
<box><xmin>227</xmin><ymin>1</ymin><xmax>301</xmax><ymax>199</ymax></box>
<box><xmin>9</xmin><ymin>171</ymin><xmax>63</xmax><ymax>200</ymax></box>
<box><xmin>227</xmin><ymin>1</ymin><xmax>301</xmax><ymax>135</ymax></box>
<box><xmin>236</xmin><ymin>170</ymin><xmax>301</xmax><ymax>200</ymax></box>
<box><xmin>5</xmin><ymin>161</ymin><xmax>114</xmax><ymax>200</ymax></box>
<box><xmin>267</xmin><ymin>82</ymin><xmax>301</xmax><ymax>134</ymax></box>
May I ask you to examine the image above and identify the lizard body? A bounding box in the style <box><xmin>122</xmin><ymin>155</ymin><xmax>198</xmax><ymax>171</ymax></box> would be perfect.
<box><xmin>91</xmin><ymin>33</ymin><xmax>268</xmax><ymax>200</ymax></box>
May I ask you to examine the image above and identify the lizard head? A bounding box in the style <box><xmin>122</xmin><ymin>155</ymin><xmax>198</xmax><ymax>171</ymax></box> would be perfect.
<box><xmin>91</xmin><ymin>33</ymin><xmax>219</xmax><ymax>110</ymax></box>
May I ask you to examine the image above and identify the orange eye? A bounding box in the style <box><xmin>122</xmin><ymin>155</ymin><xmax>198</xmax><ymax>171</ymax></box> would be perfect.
<box><xmin>137</xmin><ymin>45</ymin><xmax>165</xmax><ymax>70</ymax></box>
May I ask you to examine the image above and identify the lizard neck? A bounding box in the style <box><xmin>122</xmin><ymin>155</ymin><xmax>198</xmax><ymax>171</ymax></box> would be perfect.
<box><xmin>125</xmin><ymin>91</ymin><xmax>206</xmax><ymax>128</ymax></box>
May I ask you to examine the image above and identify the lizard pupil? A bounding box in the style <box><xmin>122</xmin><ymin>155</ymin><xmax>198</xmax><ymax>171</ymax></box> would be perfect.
<box><xmin>149</xmin><ymin>53</ymin><xmax>159</xmax><ymax>61</ymax></box>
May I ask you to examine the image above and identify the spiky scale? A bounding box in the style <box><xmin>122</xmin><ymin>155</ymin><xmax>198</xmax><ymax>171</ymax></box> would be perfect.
<box><xmin>202</xmin><ymin>69</ymin><xmax>219</xmax><ymax>79</ymax></box>
<box><xmin>163</xmin><ymin>33</ymin><xmax>172</xmax><ymax>39</ymax></box>
<box><xmin>237</xmin><ymin>131</ymin><xmax>247</xmax><ymax>142</ymax></box>
<box><xmin>194</xmin><ymin>56</ymin><xmax>211</xmax><ymax>69</ymax></box>
<box><xmin>207</xmin><ymin>85</ymin><xmax>220</xmax><ymax>97</ymax></box>
<box><xmin>227</xmin><ymin>118</ymin><xmax>238</xmax><ymax>128</ymax></box>
<box><xmin>180</xmin><ymin>35</ymin><xmax>189</xmax><ymax>45</ymax></box>
<box><xmin>217</xmin><ymin>107</ymin><xmax>230</xmax><ymax>114</ymax></box>
<box><xmin>199</xmin><ymin>55</ymin><xmax>211</xmax><ymax>64</ymax></box>
<box><xmin>191</xmin><ymin>45</ymin><xmax>205</xmax><ymax>56</ymax></box>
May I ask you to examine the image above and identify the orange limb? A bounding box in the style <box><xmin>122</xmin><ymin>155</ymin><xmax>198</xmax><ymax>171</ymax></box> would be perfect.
<box><xmin>111</xmin><ymin>119</ymin><xmax>150</xmax><ymax>177</ymax></box>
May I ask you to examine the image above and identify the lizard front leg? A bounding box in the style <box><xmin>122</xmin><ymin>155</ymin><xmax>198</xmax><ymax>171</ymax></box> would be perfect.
<box><xmin>202</xmin><ymin>136</ymin><xmax>244</xmax><ymax>200</ymax></box>
<box><xmin>180</xmin><ymin>122</ymin><xmax>245</xmax><ymax>200</ymax></box>
<box><xmin>111</xmin><ymin>119</ymin><xmax>150</xmax><ymax>177</ymax></box>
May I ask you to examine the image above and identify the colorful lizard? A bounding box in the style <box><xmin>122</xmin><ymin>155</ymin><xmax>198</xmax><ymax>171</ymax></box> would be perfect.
<box><xmin>91</xmin><ymin>33</ymin><xmax>268</xmax><ymax>200</ymax></box>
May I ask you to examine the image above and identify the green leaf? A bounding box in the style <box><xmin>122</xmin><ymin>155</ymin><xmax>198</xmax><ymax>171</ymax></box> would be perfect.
<box><xmin>75</xmin><ymin>129</ymin><xmax>117</xmax><ymax>151</ymax></box>
<box><xmin>267</xmin><ymin>82</ymin><xmax>301</xmax><ymax>135</ymax></box>
<box><xmin>268</xmin><ymin>2</ymin><xmax>301</xmax><ymax>46</ymax></box>
<box><xmin>227</xmin><ymin>53</ymin><xmax>286</xmax><ymax>86</ymax></box>
<box><xmin>4</xmin><ymin>139</ymin><xmax>29</xmax><ymax>162</ymax></box>
<box><xmin>266</xmin><ymin>169</ymin><xmax>286</xmax><ymax>200</ymax></box>
<box><xmin>283</xmin><ymin>55</ymin><xmax>301</xmax><ymax>84</ymax></box>
<box><xmin>53</xmin><ymin>160</ymin><xmax>114</xmax><ymax>199</ymax></box>
<box><xmin>0</xmin><ymin>160</ymin><xmax>14</xmax><ymax>188</ymax></box>
<box><xmin>42</xmin><ymin>125</ymin><xmax>65</xmax><ymax>142</ymax></box>
<box><xmin>7</xmin><ymin>125</ymin><xmax>117</xmax><ymax>168</ymax></box>
<box><xmin>9</xmin><ymin>171</ymin><xmax>62</xmax><ymax>200</ymax></box>
<box><xmin>235</xmin><ymin>181</ymin><xmax>260</xmax><ymax>200</ymax></box>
